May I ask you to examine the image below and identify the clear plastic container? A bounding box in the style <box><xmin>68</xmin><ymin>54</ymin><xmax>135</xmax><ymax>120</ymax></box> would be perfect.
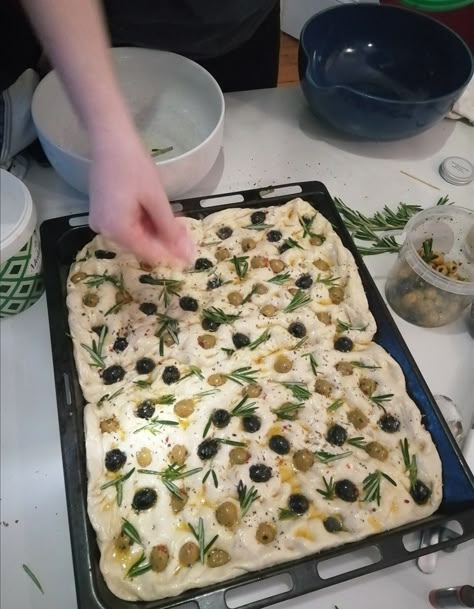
<box><xmin>385</xmin><ymin>206</ymin><xmax>474</xmax><ymax>328</ymax></box>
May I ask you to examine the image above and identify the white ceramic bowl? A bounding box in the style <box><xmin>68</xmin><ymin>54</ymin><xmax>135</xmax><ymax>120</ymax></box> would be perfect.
<box><xmin>31</xmin><ymin>48</ymin><xmax>225</xmax><ymax>198</ymax></box>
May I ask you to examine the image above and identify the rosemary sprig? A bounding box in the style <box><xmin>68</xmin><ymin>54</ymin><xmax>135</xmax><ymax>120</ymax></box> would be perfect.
<box><xmin>133</xmin><ymin>418</ymin><xmax>179</xmax><ymax>435</ymax></box>
<box><xmin>370</xmin><ymin>394</ymin><xmax>394</xmax><ymax>412</ymax></box>
<box><xmin>202</xmin><ymin>307</ymin><xmax>241</xmax><ymax>325</ymax></box>
<box><xmin>223</xmin><ymin>367</ymin><xmax>259</xmax><ymax>385</ymax></box>
<box><xmin>81</xmin><ymin>324</ymin><xmax>107</xmax><ymax>368</ymax></box>
<box><xmin>299</xmin><ymin>214</ymin><xmax>326</xmax><ymax>243</ymax></box>
<box><xmin>97</xmin><ymin>386</ymin><xmax>124</xmax><ymax>406</ymax></box>
<box><xmin>315</xmin><ymin>273</ymin><xmax>341</xmax><ymax>286</ymax></box>
<box><xmin>138</xmin><ymin>275</ymin><xmax>183</xmax><ymax>307</ymax></box>
<box><xmin>121</xmin><ymin>518</ymin><xmax>143</xmax><ymax>546</ymax></box>
<box><xmin>248</xmin><ymin>328</ymin><xmax>271</xmax><ymax>351</ymax></box>
<box><xmin>350</xmin><ymin>361</ymin><xmax>381</xmax><ymax>370</ymax></box>
<box><xmin>352</xmin><ymin>228</ymin><xmax>401</xmax><ymax>255</ymax></box>
<box><xmin>268</xmin><ymin>272</ymin><xmax>291</xmax><ymax>285</ymax></box>
<box><xmin>134</xmin><ymin>379</ymin><xmax>152</xmax><ymax>389</ymax></box>
<box><xmin>237</xmin><ymin>480</ymin><xmax>260</xmax><ymax>517</ymax></box>
<box><xmin>203</xmin><ymin>467</ymin><xmax>219</xmax><ymax>488</ymax></box>
<box><xmin>347</xmin><ymin>436</ymin><xmax>367</xmax><ymax>448</ymax></box>
<box><xmin>242</xmin><ymin>222</ymin><xmax>275</xmax><ymax>231</ymax></box>
<box><xmin>104</xmin><ymin>302</ymin><xmax>125</xmax><ymax>316</ymax></box>
<box><xmin>151</xmin><ymin>145</ymin><xmax>173</xmax><ymax>157</ymax></box>
<box><xmin>156</xmin><ymin>314</ymin><xmax>179</xmax><ymax>356</ymax></box>
<box><xmin>126</xmin><ymin>552</ymin><xmax>152</xmax><ymax>578</ymax></box>
<box><xmin>138</xmin><ymin>464</ymin><xmax>203</xmax><ymax>500</ymax></box>
<box><xmin>279</xmin><ymin>237</ymin><xmax>304</xmax><ymax>252</ymax></box>
<box><xmin>272</xmin><ymin>402</ymin><xmax>305</xmax><ymax>420</ymax></box>
<box><xmin>327</xmin><ymin>399</ymin><xmax>345</xmax><ymax>412</ymax></box>
<box><xmin>362</xmin><ymin>470</ymin><xmax>397</xmax><ymax>506</ymax></box>
<box><xmin>334</xmin><ymin>197</ymin><xmax>423</xmax><ymax>232</ymax></box>
<box><xmin>100</xmin><ymin>467</ymin><xmax>135</xmax><ymax>506</ymax></box>
<box><xmin>84</xmin><ymin>272</ymin><xmax>123</xmax><ymax>289</ymax></box>
<box><xmin>278</xmin><ymin>381</ymin><xmax>311</xmax><ymax>401</ymax></box>
<box><xmin>195</xmin><ymin>389</ymin><xmax>220</xmax><ymax>399</ymax></box>
<box><xmin>293</xmin><ymin>336</ymin><xmax>308</xmax><ymax>350</ymax></box>
<box><xmin>400</xmin><ymin>438</ymin><xmax>418</xmax><ymax>488</ymax></box>
<box><xmin>283</xmin><ymin>289</ymin><xmax>311</xmax><ymax>313</ymax></box>
<box><xmin>215</xmin><ymin>438</ymin><xmax>247</xmax><ymax>447</ymax></box>
<box><xmin>188</xmin><ymin>518</ymin><xmax>219</xmax><ymax>564</ymax></box>
<box><xmin>22</xmin><ymin>564</ymin><xmax>44</xmax><ymax>594</ymax></box>
<box><xmin>278</xmin><ymin>508</ymin><xmax>298</xmax><ymax>520</ymax></box>
<box><xmin>179</xmin><ymin>365</ymin><xmax>204</xmax><ymax>382</ymax></box>
<box><xmin>336</xmin><ymin>319</ymin><xmax>368</xmax><ymax>333</ymax></box>
<box><xmin>314</xmin><ymin>450</ymin><xmax>353</xmax><ymax>464</ymax></box>
<box><xmin>303</xmin><ymin>352</ymin><xmax>318</xmax><ymax>376</ymax></box>
<box><xmin>156</xmin><ymin>394</ymin><xmax>176</xmax><ymax>405</ymax></box>
<box><xmin>242</xmin><ymin>285</ymin><xmax>257</xmax><ymax>304</ymax></box>
<box><xmin>317</xmin><ymin>476</ymin><xmax>336</xmax><ymax>500</ymax></box>
<box><xmin>230</xmin><ymin>395</ymin><xmax>258</xmax><ymax>417</ymax></box>
<box><xmin>221</xmin><ymin>347</ymin><xmax>236</xmax><ymax>356</ymax></box>
<box><xmin>421</xmin><ymin>238</ymin><xmax>436</xmax><ymax>263</ymax></box>
<box><xmin>231</xmin><ymin>255</ymin><xmax>249</xmax><ymax>280</ymax></box>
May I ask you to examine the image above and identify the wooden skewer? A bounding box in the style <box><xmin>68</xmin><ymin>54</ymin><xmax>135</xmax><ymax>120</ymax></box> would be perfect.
<box><xmin>400</xmin><ymin>170</ymin><xmax>440</xmax><ymax>191</ymax></box>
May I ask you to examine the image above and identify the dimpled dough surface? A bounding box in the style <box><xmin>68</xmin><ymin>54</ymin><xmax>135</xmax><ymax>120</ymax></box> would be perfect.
<box><xmin>66</xmin><ymin>199</ymin><xmax>442</xmax><ymax>601</ymax></box>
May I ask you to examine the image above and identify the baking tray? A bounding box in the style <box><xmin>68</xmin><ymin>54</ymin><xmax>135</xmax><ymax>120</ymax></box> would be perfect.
<box><xmin>41</xmin><ymin>181</ymin><xmax>474</xmax><ymax>609</ymax></box>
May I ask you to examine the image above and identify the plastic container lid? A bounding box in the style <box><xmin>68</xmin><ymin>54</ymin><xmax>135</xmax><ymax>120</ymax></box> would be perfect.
<box><xmin>0</xmin><ymin>169</ymin><xmax>37</xmax><ymax>264</ymax></box>
<box><xmin>402</xmin><ymin>205</ymin><xmax>474</xmax><ymax>296</ymax></box>
<box><xmin>399</xmin><ymin>0</ymin><xmax>473</xmax><ymax>12</ymax></box>
<box><xmin>439</xmin><ymin>157</ymin><xmax>474</xmax><ymax>186</ymax></box>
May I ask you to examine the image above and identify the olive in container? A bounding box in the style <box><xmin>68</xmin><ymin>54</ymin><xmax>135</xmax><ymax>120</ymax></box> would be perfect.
<box><xmin>385</xmin><ymin>206</ymin><xmax>474</xmax><ymax>328</ymax></box>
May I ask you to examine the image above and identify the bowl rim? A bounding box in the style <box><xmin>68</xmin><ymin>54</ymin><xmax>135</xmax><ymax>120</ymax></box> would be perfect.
<box><xmin>300</xmin><ymin>2</ymin><xmax>474</xmax><ymax>105</ymax></box>
<box><xmin>31</xmin><ymin>48</ymin><xmax>225</xmax><ymax>166</ymax></box>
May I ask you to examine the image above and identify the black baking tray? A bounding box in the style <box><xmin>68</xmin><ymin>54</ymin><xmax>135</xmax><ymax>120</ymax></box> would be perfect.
<box><xmin>41</xmin><ymin>181</ymin><xmax>474</xmax><ymax>609</ymax></box>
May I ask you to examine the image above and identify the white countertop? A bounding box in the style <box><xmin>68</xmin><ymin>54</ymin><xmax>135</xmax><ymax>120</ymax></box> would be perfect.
<box><xmin>1</xmin><ymin>85</ymin><xmax>473</xmax><ymax>609</ymax></box>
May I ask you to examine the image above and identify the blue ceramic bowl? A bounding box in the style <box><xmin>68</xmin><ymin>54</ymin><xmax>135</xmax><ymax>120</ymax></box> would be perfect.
<box><xmin>299</xmin><ymin>4</ymin><xmax>473</xmax><ymax>140</ymax></box>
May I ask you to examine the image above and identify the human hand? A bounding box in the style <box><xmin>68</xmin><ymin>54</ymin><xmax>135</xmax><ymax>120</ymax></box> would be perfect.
<box><xmin>88</xmin><ymin>128</ymin><xmax>195</xmax><ymax>266</ymax></box>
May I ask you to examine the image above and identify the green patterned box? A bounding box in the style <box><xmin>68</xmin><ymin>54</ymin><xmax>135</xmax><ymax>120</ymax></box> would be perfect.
<box><xmin>0</xmin><ymin>229</ymin><xmax>44</xmax><ymax>318</ymax></box>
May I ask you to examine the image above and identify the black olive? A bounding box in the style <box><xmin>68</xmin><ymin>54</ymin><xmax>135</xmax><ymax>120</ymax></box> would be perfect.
<box><xmin>335</xmin><ymin>479</ymin><xmax>359</xmax><ymax>502</ymax></box>
<box><xmin>102</xmin><ymin>365</ymin><xmax>125</xmax><ymax>385</ymax></box>
<box><xmin>288</xmin><ymin>493</ymin><xmax>309</xmax><ymax>514</ymax></box>
<box><xmin>105</xmin><ymin>448</ymin><xmax>126</xmax><ymax>472</ymax></box>
<box><xmin>92</xmin><ymin>324</ymin><xmax>107</xmax><ymax>336</ymax></box>
<box><xmin>202</xmin><ymin>318</ymin><xmax>220</xmax><ymax>332</ymax></box>
<box><xmin>323</xmin><ymin>516</ymin><xmax>344</xmax><ymax>533</ymax></box>
<box><xmin>139</xmin><ymin>302</ymin><xmax>157</xmax><ymax>316</ymax></box>
<box><xmin>179</xmin><ymin>296</ymin><xmax>198</xmax><ymax>311</ymax></box>
<box><xmin>288</xmin><ymin>322</ymin><xmax>306</xmax><ymax>338</ymax></box>
<box><xmin>195</xmin><ymin>258</ymin><xmax>213</xmax><ymax>271</ymax></box>
<box><xmin>232</xmin><ymin>333</ymin><xmax>250</xmax><ymax>349</ymax></box>
<box><xmin>132</xmin><ymin>488</ymin><xmax>158</xmax><ymax>511</ymax></box>
<box><xmin>266</xmin><ymin>230</ymin><xmax>282</xmax><ymax>242</ymax></box>
<box><xmin>410</xmin><ymin>480</ymin><xmax>432</xmax><ymax>505</ymax></box>
<box><xmin>378</xmin><ymin>414</ymin><xmax>401</xmax><ymax>433</ymax></box>
<box><xmin>279</xmin><ymin>242</ymin><xmax>291</xmax><ymax>254</ymax></box>
<box><xmin>95</xmin><ymin>249</ymin><xmax>116</xmax><ymax>259</ymax></box>
<box><xmin>136</xmin><ymin>357</ymin><xmax>155</xmax><ymax>375</ymax></box>
<box><xmin>197</xmin><ymin>439</ymin><xmax>220</xmax><ymax>460</ymax></box>
<box><xmin>162</xmin><ymin>365</ymin><xmax>180</xmax><ymax>384</ymax></box>
<box><xmin>326</xmin><ymin>424</ymin><xmax>347</xmax><ymax>447</ymax></box>
<box><xmin>207</xmin><ymin>276</ymin><xmax>222</xmax><ymax>290</ymax></box>
<box><xmin>136</xmin><ymin>400</ymin><xmax>155</xmax><ymax>419</ymax></box>
<box><xmin>249</xmin><ymin>464</ymin><xmax>272</xmax><ymax>483</ymax></box>
<box><xmin>138</xmin><ymin>274</ymin><xmax>156</xmax><ymax>284</ymax></box>
<box><xmin>295</xmin><ymin>274</ymin><xmax>313</xmax><ymax>289</ymax></box>
<box><xmin>334</xmin><ymin>336</ymin><xmax>354</xmax><ymax>352</ymax></box>
<box><xmin>269</xmin><ymin>434</ymin><xmax>290</xmax><ymax>455</ymax></box>
<box><xmin>217</xmin><ymin>226</ymin><xmax>233</xmax><ymax>240</ymax></box>
<box><xmin>113</xmin><ymin>336</ymin><xmax>128</xmax><ymax>352</ymax></box>
<box><xmin>242</xmin><ymin>415</ymin><xmax>261</xmax><ymax>433</ymax></box>
<box><xmin>251</xmin><ymin>211</ymin><xmax>266</xmax><ymax>225</ymax></box>
<box><xmin>211</xmin><ymin>409</ymin><xmax>231</xmax><ymax>428</ymax></box>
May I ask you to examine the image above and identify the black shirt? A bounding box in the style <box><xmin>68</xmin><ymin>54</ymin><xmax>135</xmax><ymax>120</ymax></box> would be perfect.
<box><xmin>103</xmin><ymin>1</ymin><xmax>277</xmax><ymax>60</ymax></box>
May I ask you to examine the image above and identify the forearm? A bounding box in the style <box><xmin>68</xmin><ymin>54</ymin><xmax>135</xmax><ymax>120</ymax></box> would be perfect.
<box><xmin>20</xmin><ymin>0</ymin><xmax>134</xmax><ymax>144</ymax></box>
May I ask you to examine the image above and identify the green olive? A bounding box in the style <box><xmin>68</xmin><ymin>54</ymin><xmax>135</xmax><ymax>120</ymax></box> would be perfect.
<box><xmin>293</xmin><ymin>449</ymin><xmax>315</xmax><ymax>472</ymax></box>
<box><xmin>365</xmin><ymin>441</ymin><xmax>388</xmax><ymax>461</ymax></box>
<box><xmin>71</xmin><ymin>271</ymin><xmax>87</xmax><ymax>283</ymax></box>
<box><xmin>256</xmin><ymin>522</ymin><xmax>276</xmax><ymax>544</ymax></box>
<box><xmin>136</xmin><ymin>447</ymin><xmax>152</xmax><ymax>467</ymax></box>
<box><xmin>254</xmin><ymin>283</ymin><xmax>269</xmax><ymax>295</ymax></box>
<box><xmin>347</xmin><ymin>408</ymin><xmax>369</xmax><ymax>430</ymax></box>
<box><xmin>207</xmin><ymin>374</ymin><xmax>227</xmax><ymax>387</ymax></box>
<box><xmin>207</xmin><ymin>548</ymin><xmax>231</xmax><ymax>568</ymax></box>
<box><xmin>179</xmin><ymin>542</ymin><xmax>200</xmax><ymax>566</ymax></box>
<box><xmin>198</xmin><ymin>334</ymin><xmax>217</xmax><ymax>349</ymax></box>
<box><xmin>215</xmin><ymin>247</ymin><xmax>230</xmax><ymax>261</ymax></box>
<box><xmin>316</xmin><ymin>311</ymin><xmax>332</xmax><ymax>326</ymax></box>
<box><xmin>244</xmin><ymin>384</ymin><xmax>263</xmax><ymax>398</ymax></box>
<box><xmin>269</xmin><ymin>259</ymin><xmax>286</xmax><ymax>273</ymax></box>
<box><xmin>313</xmin><ymin>259</ymin><xmax>330</xmax><ymax>271</ymax></box>
<box><xmin>310</xmin><ymin>235</ymin><xmax>325</xmax><ymax>246</ymax></box>
<box><xmin>83</xmin><ymin>293</ymin><xmax>99</xmax><ymax>307</ymax></box>
<box><xmin>287</xmin><ymin>287</ymin><xmax>298</xmax><ymax>296</ymax></box>
<box><xmin>115</xmin><ymin>532</ymin><xmax>133</xmax><ymax>551</ymax></box>
<box><xmin>314</xmin><ymin>378</ymin><xmax>332</xmax><ymax>396</ymax></box>
<box><xmin>329</xmin><ymin>286</ymin><xmax>345</xmax><ymax>304</ymax></box>
<box><xmin>170</xmin><ymin>488</ymin><xmax>188</xmax><ymax>513</ymax></box>
<box><xmin>359</xmin><ymin>378</ymin><xmax>377</xmax><ymax>397</ymax></box>
<box><xmin>274</xmin><ymin>355</ymin><xmax>292</xmax><ymax>373</ymax></box>
<box><xmin>163</xmin><ymin>332</ymin><xmax>175</xmax><ymax>347</ymax></box>
<box><xmin>335</xmin><ymin>362</ymin><xmax>354</xmax><ymax>376</ymax></box>
<box><xmin>251</xmin><ymin>256</ymin><xmax>267</xmax><ymax>269</ymax></box>
<box><xmin>241</xmin><ymin>238</ymin><xmax>256</xmax><ymax>252</ymax></box>
<box><xmin>216</xmin><ymin>501</ymin><xmax>239</xmax><ymax>528</ymax></box>
<box><xmin>169</xmin><ymin>444</ymin><xmax>188</xmax><ymax>465</ymax></box>
<box><xmin>260</xmin><ymin>304</ymin><xmax>277</xmax><ymax>317</ymax></box>
<box><xmin>100</xmin><ymin>416</ymin><xmax>119</xmax><ymax>433</ymax></box>
<box><xmin>228</xmin><ymin>292</ymin><xmax>243</xmax><ymax>306</ymax></box>
<box><xmin>174</xmin><ymin>399</ymin><xmax>196</xmax><ymax>418</ymax></box>
<box><xmin>229</xmin><ymin>447</ymin><xmax>251</xmax><ymax>465</ymax></box>
<box><xmin>116</xmin><ymin>290</ymin><xmax>133</xmax><ymax>304</ymax></box>
<box><xmin>150</xmin><ymin>545</ymin><xmax>169</xmax><ymax>572</ymax></box>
